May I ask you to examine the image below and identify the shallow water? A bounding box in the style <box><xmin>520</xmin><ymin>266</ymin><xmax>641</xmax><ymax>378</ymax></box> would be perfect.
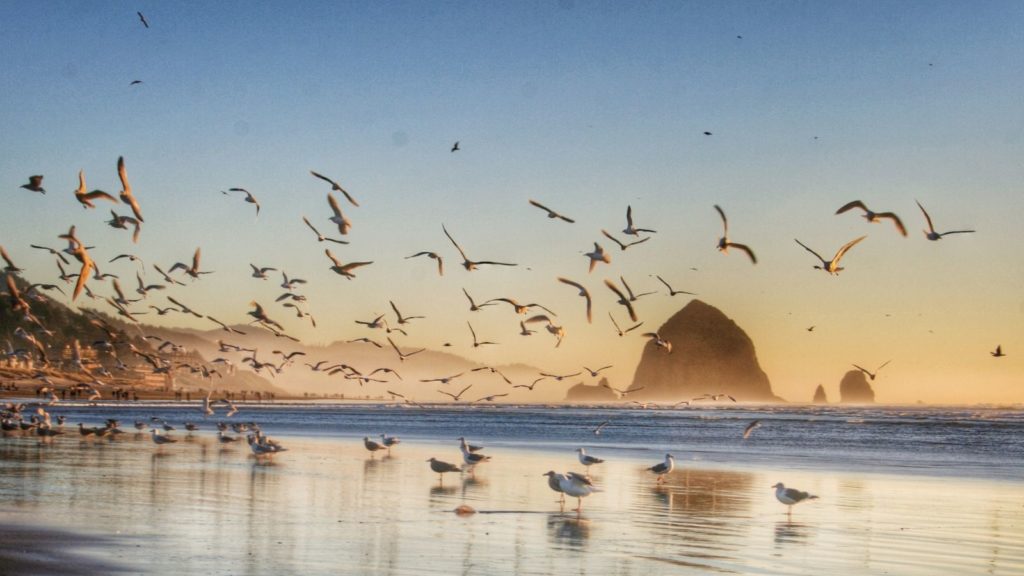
<box><xmin>1</xmin><ymin>405</ymin><xmax>1023</xmax><ymax>575</ymax></box>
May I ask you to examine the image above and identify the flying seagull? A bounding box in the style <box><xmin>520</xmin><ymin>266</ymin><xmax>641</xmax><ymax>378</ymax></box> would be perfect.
<box><xmin>835</xmin><ymin>200</ymin><xmax>906</xmax><ymax>236</ymax></box>
<box><xmin>324</xmin><ymin>249</ymin><xmax>372</xmax><ymax>279</ymax></box>
<box><xmin>451</xmin><ymin>141</ymin><xmax>460</xmax><ymax>152</ymax></box>
<box><xmin>603</xmin><ymin>279</ymin><xmax>638</xmax><ymax>322</ymax></box>
<box><xmin>73</xmin><ymin>170</ymin><xmax>118</xmax><ymax>209</ymax></box>
<box><xmin>528</xmin><ymin>199</ymin><xmax>575</xmax><ymax>223</ymax></box>
<box><xmin>916</xmin><ymin>200</ymin><xmax>975</xmax><ymax>241</ymax></box>
<box><xmin>226</xmin><ymin>188</ymin><xmax>260</xmax><ymax>216</ymax></box>
<box><xmin>310</xmin><ymin>171</ymin><xmax>359</xmax><ymax>207</ymax></box>
<box><xmin>585</xmin><ymin>243</ymin><xmax>611</xmax><ymax>273</ymax></box>
<box><xmin>406</xmin><ymin>251</ymin><xmax>443</xmax><ymax>276</ymax></box>
<box><xmin>794</xmin><ymin>236</ymin><xmax>867</xmax><ymax>275</ymax></box>
<box><xmin>20</xmin><ymin>175</ymin><xmax>45</xmax><ymax>193</ymax></box>
<box><xmin>327</xmin><ymin>193</ymin><xmax>352</xmax><ymax>235</ymax></box>
<box><xmin>623</xmin><ymin>205</ymin><xmax>656</xmax><ymax>236</ymax></box>
<box><xmin>743</xmin><ymin>420</ymin><xmax>761</xmax><ymax>440</ymax></box>
<box><xmin>302</xmin><ymin>216</ymin><xmax>349</xmax><ymax>245</ymax></box>
<box><xmin>557</xmin><ymin>277</ymin><xmax>592</xmax><ymax>323</ymax></box>
<box><xmin>655</xmin><ymin>275</ymin><xmax>696</xmax><ymax>297</ymax></box>
<box><xmin>117</xmin><ymin>156</ymin><xmax>144</xmax><ymax>222</ymax></box>
<box><xmin>443</xmin><ymin>224</ymin><xmax>517</xmax><ymax>271</ymax></box>
<box><xmin>601</xmin><ymin>229</ymin><xmax>651</xmax><ymax>251</ymax></box>
<box><xmin>852</xmin><ymin>360</ymin><xmax>891</xmax><ymax>381</ymax></box>
<box><xmin>714</xmin><ymin>205</ymin><xmax>757</xmax><ymax>264</ymax></box>
<box><xmin>991</xmin><ymin>345</ymin><xmax>1005</xmax><ymax>358</ymax></box>
<box><xmin>137</xmin><ymin>11</ymin><xmax>149</xmax><ymax>28</ymax></box>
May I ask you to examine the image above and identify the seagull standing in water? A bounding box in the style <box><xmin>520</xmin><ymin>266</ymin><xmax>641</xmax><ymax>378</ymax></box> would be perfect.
<box><xmin>543</xmin><ymin>471</ymin><xmax>567</xmax><ymax>508</ymax></box>
<box><xmin>772</xmin><ymin>482</ymin><xmax>818</xmax><ymax>518</ymax></box>
<box><xmin>558</xmin><ymin>471</ymin><xmax>600</xmax><ymax>513</ymax></box>
<box><xmin>648</xmin><ymin>453</ymin><xmax>674</xmax><ymax>484</ymax></box>
<box><xmin>576</xmin><ymin>448</ymin><xmax>605</xmax><ymax>473</ymax></box>
<box><xmin>427</xmin><ymin>457</ymin><xmax>461</xmax><ymax>484</ymax></box>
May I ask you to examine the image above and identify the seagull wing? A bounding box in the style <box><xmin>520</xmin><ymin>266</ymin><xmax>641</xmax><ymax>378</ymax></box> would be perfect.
<box><xmin>324</xmin><ymin>249</ymin><xmax>342</xmax><ymax>267</ymax></box>
<box><xmin>832</xmin><ymin>235</ymin><xmax>867</xmax><ymax>265</ymax></box>
<box><xmin>600</xmin><ymin>229</ymin><xmax>626</xmax><ymax>250</ymax></box>
<box><xmin>835</xmin><ymin>200</ymin><xmax>868</xmax><ymax>215</ymax></box>
<box><xmin>442</xmin><ymin>224</ymin><xmax>469</xmax><ymax>261</ymax></box>
<box><xmin>916</xmin><ymin>200</ymin><xmax>936</xmax><ymax>234</ymax></box>
<box><xmin>725</xmin><ymin>242</ymin><xmax>758</xmax><ymax>264</ymax></box>
<box><xmin>877</xmin><ymin>212</ymin><xmax>907</xmax><ymax>236</ymax></box>
<box><xmin>714</xmin><ymin>204</ymin><xmax>728</xmax><ymax>235</ymax></box>
<box><xmin>793</xmin><ymin>238</ymin><xmax>826</xmax><ymax>265</ymax></box>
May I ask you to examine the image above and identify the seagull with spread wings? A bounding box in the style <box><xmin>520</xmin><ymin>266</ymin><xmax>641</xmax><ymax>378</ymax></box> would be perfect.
<box><xmin>21</xmin><ymin>175</ymin><xmax>45</xmax><ymax>194</ymax></box>
<box><xmin>601</xmin><ymin>229</ymin><xmax>650</xmax><ymax>251</ymax></box>
<box><xmin>117</xmin><ymin>156</ymin><xmax>144</xmax><ymax>222</ymax></box>
<box><xmin>324</xmin><ymin>249</ymin><xmax>372</xmax><ymax>279</ymax></box>
<box><xmin>405</xmin><ymin>251</ymin><xmax>443</xmax><ymax>276</ymax></box>
<box><xmin>225</xmin><ymin>188</ymin><xmax>260</xmax><ymax>217</ymax></box>
<box><xmin>310</xmin><ymin>170</ymin><xmax>359</xmax><ymax>207</ymax></box>
<box><xmin>73</xmin><ymin>170</ymin><xmax>118</xmax><ymax>209</ymax></box>
<box><xmin>302</xmin><ymin>216</ymin><xmax>348</xmax><ymax>244</ymax></box>
<box><xmin>852</xmin><ymin>360</ymin><xmax>891</xmax><ymax>381</ymax></box>
<box><xmin>443</xmin><ymin>224</ymin><xmax>517</xmax><ymax>271</ymax></box>
<box><xmin>714</xmin><ymin>205</ymin><xmax>757</xmax><ymax>264</ymax></box>
<box><xmin>794</xmin><ymin>236</ymin><xmax>867</xmax><ymax>275</ymax></box>
<box><xmin>557</xmin><ymin>277</ymin><xmax>592</xmax><ymax>323</ymax></box>
<box><xmin>168</xmin><ymin>248</ymin><xmax>213</xmax><ymax>279</ymax></box>
<box><xmin>528</xmin><ymin>199</ymin><xmax>575</xmax><ymax>223</ymax></box>
<box><xmin>603</xmin><ymin>279</ymin><xmax>638</xmax><ymax>322</ymax></box>
<box><xmin>623</xmin><ymin>205</ymin><xmax>656</xmax><ymax>236</ymax></box>
<box><xmin>609</xmin><ymin>312</ymin><xmax>643</xmax><ymax>337</ymax></box>
<box><xmin>327</xmin><ymin>193</ymin><xmax>352</xmax><ymax>235</ymax></box>
<box><xmin>916</xmin><ymin>200</ymin><xmax>975</xmax><ymax>241</ymax></box>
<box><xmin>655</xmin><ymin>275</ymin><xmax>696</xmax><ymax>297</ymax></box>
<box><xmin>438</xmin><ymin>384</ymin><xmax>473</xmax><ymax>402</ymax></box>
<box><xmin>835</xmin><ymin>200</ymin><xmax>905</xmax><ymax>236</ymax></box>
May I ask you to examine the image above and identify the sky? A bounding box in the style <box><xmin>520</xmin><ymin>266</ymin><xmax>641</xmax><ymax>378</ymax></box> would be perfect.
<box><xmin>1</xmin><ymin>1</ymin><xmax>1022</xmax><ymax>404</ymax></box>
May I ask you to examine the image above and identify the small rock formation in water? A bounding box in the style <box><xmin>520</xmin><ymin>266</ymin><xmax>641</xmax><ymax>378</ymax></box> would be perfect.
<box><xmin>813</xmin><ymin>384</ymin><xmax>828</xmax><ymax>404</ymax></box>
<box><xmin>630</xmin><ymin>300</ymin><xmax>779</xmax><ymax>401</ymax></box>
<box><xmin>839</xmin><ymin>370</ymin><xmax>875</xmax><ymax>403</ymax></box>
<box><xmin>564</xmin><ymin>378</ymin><xmax>618</xmax><ymax>402</ymax></box>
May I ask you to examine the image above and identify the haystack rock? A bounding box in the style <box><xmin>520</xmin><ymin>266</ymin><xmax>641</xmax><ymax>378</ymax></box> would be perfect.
<box><xmin>564</xmin><ymin>378</ymin><xmax>619</xmax><ymax>402</ymax></box>
<box><xmin>839</xmin><ymin>370</ymin><xmax>875</xmax><ymax>403</ymax></box>
<box><xmin>813</xmin><ymin>384</ymin><xmax>828</xmax><ymax>404</ymax></box>
<box><xmin>630</xmin><ymin>300</ymin><xmax>778</xmax><ymax>401</ymax></box>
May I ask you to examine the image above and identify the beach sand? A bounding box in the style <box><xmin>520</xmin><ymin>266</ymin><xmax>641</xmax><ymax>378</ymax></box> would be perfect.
<box><xmin>1</xmin><ymin>428</ymin><xmax>1022</xmax><ymax>575</ymax></box>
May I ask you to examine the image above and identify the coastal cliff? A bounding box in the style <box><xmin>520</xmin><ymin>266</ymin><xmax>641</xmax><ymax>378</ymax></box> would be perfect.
<box><xmin>629</xmin><ymin>300</ymin><xmax>777</xmax><ymax>401</ymax></box>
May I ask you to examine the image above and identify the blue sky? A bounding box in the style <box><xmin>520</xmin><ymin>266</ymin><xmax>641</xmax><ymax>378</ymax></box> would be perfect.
<box><xmin>1</xmin><ymin>1</ymin><xmax>1022</xmax><ymax>403</ymax></box>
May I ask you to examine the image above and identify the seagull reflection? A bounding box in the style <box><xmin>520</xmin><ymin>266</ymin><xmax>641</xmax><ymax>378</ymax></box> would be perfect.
<box><xmin>774</xmin><ymin>520</ymin><xmax>812</xmax><ymax>546</ymax></box>
<box><xmin>547</xmin><ymin>515</ymin><xmax>591</xmax><ymax>549</ymax></box>
<box><xmin>429</xmin><ymin>484</ymin><xmax>458</xmax><ymax>498</ymax></box>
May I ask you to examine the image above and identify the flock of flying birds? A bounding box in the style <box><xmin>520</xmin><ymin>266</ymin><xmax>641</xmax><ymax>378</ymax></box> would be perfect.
<box><xmin>1</xmin><ymin>143</ymin><xmax>1002</xmax><ymax>408</ymax></box>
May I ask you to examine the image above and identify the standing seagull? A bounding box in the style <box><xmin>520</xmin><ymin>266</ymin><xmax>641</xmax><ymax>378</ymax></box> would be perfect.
<box><xmin>528</xmin><ymin>199</ymin><xmax>575</xmax><ymax>223</ymax></box>
<box><xmin>772</xmin><ymin>482</ymin><xmax>818</xmax><ymax>518</ymax></box>
<box><xmin>310</xmin><ymin>171</ymin><xmax>359</xmax><ymax>207</ymax></box>
<box><xmin>543</xmin><ymin>471</ymin><xmax>567</xmax><ymax>507</ymax></box>
<box><xmin>794</xmin><ymin>236</ymin><xmax>867</xmax><ymax>275</ymax></box>
<box><xmin>427</xmin><ymin>457</ymin><xmax>461</xmax><ymax>484</ymax></box>
<box><xmin>576</xmin><ymin>448</ymin><xmax>605</xmax><ymax>473</ymax></box>
<box><xmin>20</xmin><ymin>175</ymin><xmax>45</xmax><ymax>193</ymax></box>
<box><xmin>117</xmin><ymin>156</ymin><xmax>144</xmax><ymax>222</ymax></box>
<box><xmin>363</xmin><ymin>436</ymin><xmax>386</xmax><ymax>457</ymax></box>
<box><xmin>835</xmin><ymin>200</ymin><xmax>905</xmax><ymax>236</ymax></box>
<box><xmin>558</xmin><ymin>471</ymin><xmax>599</xmax><ymax>513</ymax></box>
<box><xmin>916</xmin><ymin>200</ymin><xmax>975</xmax><ymax>241</ymax></box>
<box><xmin>648</xmin><ymin>454</ymin><xmax>674</xmax><ymax>484</ymax></box>
<box><xmin>714</xmin><ymin>205</ymin><xmax>757</xmax><ymax>264</ymax></box>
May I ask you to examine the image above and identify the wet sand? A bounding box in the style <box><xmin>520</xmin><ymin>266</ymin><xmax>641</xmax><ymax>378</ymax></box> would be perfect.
<box><xmin>1</xmin><ymin>431</ymin><xmax>1022</xmax><ymax>575</ymax></box>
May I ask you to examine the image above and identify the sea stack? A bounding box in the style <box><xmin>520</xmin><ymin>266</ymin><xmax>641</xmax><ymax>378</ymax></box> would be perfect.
<box><xmin>564</xmin><ymin>378</ymin><xmax>619</xmax><ymax>402</ymax></box>
<box><xmin>813</xmin><ymin>384</ymin><xmax>828</xmax><ymax>404</ymax></box>
<box><xmin>839</xmin><ymin>370</ymin><xmax>875</xmax><ymax>403</ymax></box>
<box><xmin>630</xmin><ymin>300</ymin><xmax>778</xmax><ymax>401</ymax></box>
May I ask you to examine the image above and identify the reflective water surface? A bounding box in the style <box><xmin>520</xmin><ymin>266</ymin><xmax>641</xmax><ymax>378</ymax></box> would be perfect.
<box><xmin>1</xmin><ymin>415</ymin><xmax>1022</xmax><ymax>575</ymax></box>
